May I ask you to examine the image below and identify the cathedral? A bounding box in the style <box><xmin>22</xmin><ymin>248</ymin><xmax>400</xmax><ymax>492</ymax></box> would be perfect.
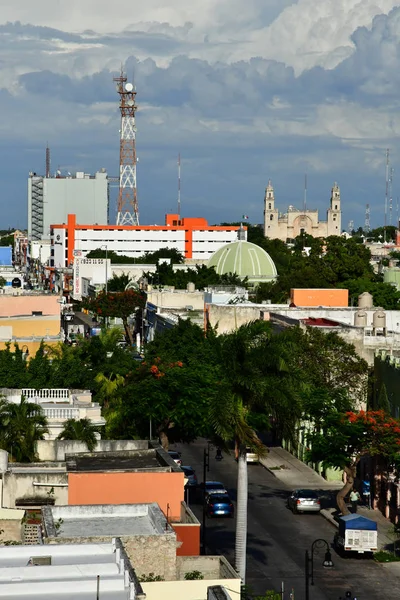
<box><xmin>263</xmin><ymin>180</ymin><xmax>342</xmax><ymax>242</ymax></box>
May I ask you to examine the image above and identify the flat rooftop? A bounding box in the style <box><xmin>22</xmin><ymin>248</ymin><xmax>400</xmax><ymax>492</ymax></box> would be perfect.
<box><xmin>0</xmin><ymin>540</ymin><xmax>142</xmax><ymax>600</ymax></box>
<box><xmin>65</xmin><ymin>447</ymin><xmax>180</xmax><ymax>472</ymax></box>
<box><xmin>42</xmin><ymin>503</ymin><xmax>174</xmax><ymax>540</ymax></box>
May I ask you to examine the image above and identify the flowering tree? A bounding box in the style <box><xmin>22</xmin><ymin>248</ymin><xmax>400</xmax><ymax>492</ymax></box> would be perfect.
<box><xmin>307</xmin><ymin>410</ymin><xmax>400</xmax><ymax>514</ymax></box>
<box><xmin>82</xmin><ymin>289</ymin><xmax>146</xmax><ymax>345</ymax></box>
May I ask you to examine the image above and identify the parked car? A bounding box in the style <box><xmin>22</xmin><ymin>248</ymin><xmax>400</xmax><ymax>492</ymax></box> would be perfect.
<box><xmin>201</xmin><ymin>481</ymin><xmax>227</xmax><ymax>498</ymax></box>
<box><xmin>287</xmin><ymin>489</ymin><xmax>321</xmax><ymax>514</ymax></box>
<box><xmin>168</xmin><ymin>451</ymin><xmax>182</xmax><ymax>466</ymax></box>
<box><xmin>206</xmin><ymin>493</ymin><xmax>234</xmax><ymax>518</ymax></box>
<box><xmin>246</xmin><ymin>447</ymin><xmax>259</xmax><ymax>464</ymax></box>
<box><xmin>181</xmin><ymin>466</ymin><xmax>198</xmax><ymax>487</ymax></box>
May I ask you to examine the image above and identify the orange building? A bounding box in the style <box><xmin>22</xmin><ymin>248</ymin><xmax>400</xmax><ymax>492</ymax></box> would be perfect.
<box><xmin>66</xmin><ymin>446</ymin><xmax>200</xmax><ymax>556</ymax></box>
<box><xmin>290</xmin><ymin>288</ymin><xmax>349</xmax><ymax>308</ymax></box>
<box><xmin>0</xmin><ymin>294</ymin><xmax>62</xmax><ymax>354</ymax></box>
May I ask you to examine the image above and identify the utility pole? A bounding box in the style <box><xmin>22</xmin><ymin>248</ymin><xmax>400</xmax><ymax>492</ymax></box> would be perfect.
<box><xmin>384</xmin><ymin>148</ymin><xmax>390</xmax><ymax>242</ymax></box>
<box><xmin>178</xmin><ymin>153</ymin><xmax>181</xmax><ymax>217</ymax></box>
<box><xmin>202</xmin><ymin>446</ymin><xmax>210</xmax><ymax>555</ymax></box>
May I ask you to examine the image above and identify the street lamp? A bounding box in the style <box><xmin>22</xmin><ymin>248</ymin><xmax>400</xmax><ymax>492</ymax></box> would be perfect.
<box><xmin>305</xmin><ymin>538</ymin><xmax>333</xmax><ymax>600</ymax></box>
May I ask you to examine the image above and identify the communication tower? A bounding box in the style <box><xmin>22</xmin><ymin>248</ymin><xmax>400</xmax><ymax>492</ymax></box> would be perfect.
<box><xmin>365</xmin><ymin>204</ymin><xmax>370</xmax><ymax>233</ymax></box>
<box><xmin>113</xmin><ymin>70</ymin><xmax>139</xmax><ymax>225</ymax></box>
<box><xmin>45</xmin><ymin>144</ymin><xmax>51</xmax><ymax>178</ymax></box>
<box><xmin>347</xmin><ymin>220</ymin><xmax>354</xmax><ymax>235</ymax></box>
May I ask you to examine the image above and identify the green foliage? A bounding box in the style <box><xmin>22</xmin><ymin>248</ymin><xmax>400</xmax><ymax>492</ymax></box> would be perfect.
<box><xmin>374</xmin><ymin>551</ymin><xmax>400</xmax><ymax>563</ymax></box>
<box><xmin>138</xmin><ymin>573</ymin><xmax>164</xmax><ymax>582</ymax></box>
<box><xmin>184</xmin><ymin>570</ymin><xmax>204</xmax><ymax>580</ymax></box>
<box><xmin>0</xmin><ymin>397</ymin><xmax>49</xmax><ymax>462</ymax></box>
<box><xmin>107</xmin><ymin>273</ymin><xmax>135</xmax><ymax>292</ymax></box>
<box><xmin>86</xmin><ymin>247</ymin><xmax>185</xmax><ymax>264</ymax></box>
<box><xmin>57</xmin><ymin>418</ymin><xmax>102</xmax><ymax>452</ymax></box>
<box><xmin>144</xmin><ymin>262</ymin><xmax>247</xmax><ymax>290</ymax></box>
<box><xmin>0</xmin><ymin>234</ymin><xmax>14</xmax><ymax>247</ymax></box>
<box><xmin>376</xmin><ymin>383</ymin><xmax>391</xmax><ymax>414</ymax></box>
<box><xmin>0</xmin><ymin>277</ymin><xmax>6</xmax><ymax>287</ymax></box>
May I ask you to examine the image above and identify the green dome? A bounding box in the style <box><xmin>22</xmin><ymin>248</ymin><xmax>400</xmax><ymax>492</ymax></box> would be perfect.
<box><xmin>208</xmin><ymin>240</ymin><xmax>277</xmax><ymax>283</ymax></box>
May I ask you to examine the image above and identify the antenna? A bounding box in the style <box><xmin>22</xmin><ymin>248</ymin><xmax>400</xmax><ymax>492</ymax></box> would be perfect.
<box><xmin>113</xmin><ymin>68</ymin><xmax>139</xmax><ymax>226</ymax></box>
<box><xmin>365</xmin><ymin>204</ymin><xmax>370</xmax><ymax>233</ymax></box>
<box><xmin>384</xmin><ymin>148</ymin><xmax>389</xmax><ymax>242</ymax></box>
<box><xmin>303</xmin><ymin>174</ymin><xmax>307</xmax><ymax>212</ymax></box>
<box><xmin>46</xmin><ymin>144</ymin><xmax>51</xmax><ymax>179</ymax></box>
<box><xmin>178</xmin><ymin>153</ymin><xmax>181</xmax><ymax>217</ymax></box>
<box><xmin>348</xmin><ymin>220</ymin><xmax>354</xmax><ymax>235</ymax></box>
<box><xmin>389</xmin><ymin>167</ymin><xmax>394</xmax><ymax>226</ymax></box>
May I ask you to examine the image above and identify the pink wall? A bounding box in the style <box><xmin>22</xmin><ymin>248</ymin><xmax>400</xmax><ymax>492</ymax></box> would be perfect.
<box><xmin>0</xmin><ymin>296</ymin><xmax>60</xmax><ymax>318</ymax></box>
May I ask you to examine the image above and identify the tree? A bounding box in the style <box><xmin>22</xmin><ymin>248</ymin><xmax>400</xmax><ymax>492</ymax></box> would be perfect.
<box><xmin>110</xmin><ymin>357</ymin><xmax>218</xmax><ymax>448</ymax></box>
<box><xmin>57</xmin><ymin>418</ymin><xmax>101</xmax><ymax>452</ymax></box>
<box><xmin>211</xmin><ymin>321</ymin><xmax>302</xmax><ymax>583</ymax></box>
<box><xmin>82</xmin><ymin>289</ymin><xmax>146</xmax><ymax>345</ymax></box>
<box><xmin>0</xmin><ymin>397</ymin><xmax>48</xmax><ymax>462</ymax></box>
<box><xmin>107</xmin><ymin>273</ymin><xmax>135</xmax><ymax>292</ymax></box>
<box><xmin>306</xmin><ymin>410</ymin><xmax>400</xmax><ymax>515</ymax></box>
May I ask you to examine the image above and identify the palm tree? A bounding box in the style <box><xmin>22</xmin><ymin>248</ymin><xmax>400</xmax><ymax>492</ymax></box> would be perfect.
<box><xmin>0</xmin><ymin>397</ymin><xmax>49</xmax><ymax>462</ymax></box>
<box><xmin>57</xmin><ymin>418</ymin><xmax>101</xmax><ymax>452</ymax></box>
<box><xmin>211</xmin><ymin>321</ymin><xmax>302</xmax><ymax>584</ymax></box>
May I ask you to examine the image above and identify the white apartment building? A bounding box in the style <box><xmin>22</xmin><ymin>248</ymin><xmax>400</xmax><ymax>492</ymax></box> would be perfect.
<box><xmin>0</xmin><ymin>388</ymin><xmax>105</xmax><ymax>440</ymax></box>
<box><xmin>50</xmin><ymin>213</ymin><xmax>244</xmax><ymax>268</ymax></box>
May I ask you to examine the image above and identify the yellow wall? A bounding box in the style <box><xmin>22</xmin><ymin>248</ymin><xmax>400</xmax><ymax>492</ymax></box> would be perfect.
<box><xmin>141</xmin><ymin>579</ymin><xmax>241</xmax><ymax>600</ymax></box>
<box><xmin>0</xmin><ymin>339</ymin><xmax>60</xmax><ymax>355</ymax></box>
<box><xmin>0</xmin><ymin>317</ymin><xmax>60</xmax><ymax>338</ymax></box>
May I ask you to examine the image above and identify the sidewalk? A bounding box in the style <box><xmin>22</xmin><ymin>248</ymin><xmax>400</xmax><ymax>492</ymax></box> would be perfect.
<box><xmin>261</xmin><ymin>446</ymin><xmax>343</xmax><ymax>490</ymax></box>
<box><xmin>262</xmin><ymin>447</ymin><xmax>395</xmax><ymax>552</ymax></box>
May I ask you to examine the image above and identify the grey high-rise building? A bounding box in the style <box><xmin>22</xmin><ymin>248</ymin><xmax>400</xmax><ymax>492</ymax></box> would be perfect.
<box><xmin>28</xmin><ymin>170</ymin><xmax>109</xmax><ymax>240</ymax></box>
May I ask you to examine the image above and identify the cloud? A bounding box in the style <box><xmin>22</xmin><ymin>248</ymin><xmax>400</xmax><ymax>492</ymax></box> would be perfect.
<box><xmin>0</xmin><ymin>2</ymin><xmax>399</xmax><ymax>229</ymax></box>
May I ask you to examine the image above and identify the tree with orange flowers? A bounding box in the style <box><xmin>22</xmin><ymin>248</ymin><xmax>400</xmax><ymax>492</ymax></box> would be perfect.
<box><xmin>82</xmin><ymin>289</ymin><xmax>146</xmax><ymax>345</ymax></box>
<box><xmin>307</xmin><ymin>410</ymin><xmax>400</xmax><ymax>514</ymax></box>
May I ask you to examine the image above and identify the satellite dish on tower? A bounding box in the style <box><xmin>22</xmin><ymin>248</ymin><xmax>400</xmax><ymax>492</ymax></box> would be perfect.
<box><xmin>125</xmin><ymin>82</ymin><xmax>133</xmax><ymax>92</ymax></box>
<box><xmin>127</xmin><ymin>99</ymin><xmax>134</xmax><ymax>107</ymax></box>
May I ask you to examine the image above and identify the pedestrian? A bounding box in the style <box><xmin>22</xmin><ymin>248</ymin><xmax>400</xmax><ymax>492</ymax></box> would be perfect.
<box><xmin>350</xmin><ymin>489</ymin><xmax>361</xmax><ymax>513</ymax></box>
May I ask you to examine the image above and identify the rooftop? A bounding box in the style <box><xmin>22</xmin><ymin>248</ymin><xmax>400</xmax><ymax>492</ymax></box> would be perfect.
<box><xmin>42</xmin><ymin>503</ymin><xmax>173</xmax><ymax>540</ymax></box>
<box><xmin>0</xmin><ymin>539</ymin><xmax>143</xmax><ymax>600</ymax></box>
<box><xmin>65</xmin><ymin>446</ymin><xmax>181</xmax><ymax>473</ymax></box>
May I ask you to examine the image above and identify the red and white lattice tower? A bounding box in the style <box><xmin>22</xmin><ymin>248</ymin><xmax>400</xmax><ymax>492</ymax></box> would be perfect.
<box><xmin>113</xmin><ymin>71</ymin><xmax>139</xmax><ymax>225</ymax></box>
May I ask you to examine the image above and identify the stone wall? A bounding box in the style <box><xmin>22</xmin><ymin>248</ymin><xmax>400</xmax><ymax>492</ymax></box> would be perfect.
<box><xmin>2</xmin><ymin>468</ymin><xmax>68</xmax><ymax>508</ymax></box>
<box><xmin>36</xmin><ymin>439</ymin><xmax>148</xmax><ymax>461</ymax></box>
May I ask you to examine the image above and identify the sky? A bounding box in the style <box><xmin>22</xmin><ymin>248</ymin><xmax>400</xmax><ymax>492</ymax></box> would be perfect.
<box><xmin>1</xmin><ymin>0</ymin><xmax>400</xmax><ymax>230</ymax></box>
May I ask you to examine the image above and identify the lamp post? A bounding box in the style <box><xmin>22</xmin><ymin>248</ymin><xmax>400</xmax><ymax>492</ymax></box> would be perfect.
<box><xmin>305</xmin><ymin>538</ymin><xmax>333</xmax><ymax>600</ymax></box>
<box><xmin>101</xmin><ymin>245</ymin><xmax>108</xmax><ymax>327</ymax></box>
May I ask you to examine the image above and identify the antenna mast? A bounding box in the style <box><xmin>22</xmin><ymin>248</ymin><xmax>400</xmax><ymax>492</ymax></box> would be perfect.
<box><xmin>303</xmin><ymin>174</ymin><xmax>307</xmax><ymax>212</ymax></box>
<box><xmin>389</xmin><ymin>167</ymin><xmax>394</xmax><ymax>226</ymax></box>
<box><xmin>178</xmin><ymin>153</ymin><xmax>181</xmax><ymax>217</ymax></box>
<box><xmin>384</xmin><ymin>148</ymin><xmax>389</xmax><ymax>242</ymax></box>
<box><xmin>365</xmin><ymin>204</ymin><xmax>370</xmax><ymax>233</ymax></box>
<box><xmin>46</xmin><ymin>144</ymin><xmax>51</xmax><ymax>179</ymax></box>
<box><xmin>113</xmin><ymin>69</ymin><xmax>139</xmax><ymax>225</ymax></box>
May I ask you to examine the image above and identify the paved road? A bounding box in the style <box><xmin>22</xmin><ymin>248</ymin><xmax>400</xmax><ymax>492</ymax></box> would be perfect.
<box><xmin>177</xmin><ymin>439</ymin><xmax>400</xmax><ymax>600</ymax></box>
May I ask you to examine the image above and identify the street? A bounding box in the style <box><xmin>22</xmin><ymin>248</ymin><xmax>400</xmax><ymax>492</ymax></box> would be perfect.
<box><xmin>177</xmin><ymin>439</ymin><xmax>400</xmax><ymax>600</ymax></box>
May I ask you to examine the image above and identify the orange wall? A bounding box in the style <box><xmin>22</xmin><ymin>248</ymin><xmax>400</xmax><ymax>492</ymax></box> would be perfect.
<box><xmin>172</xmin><ymin>524</ymin><xmax>200</xmax><ymax>556</ymax></box>
<box><xmin>68</xmin><ymin>472</ymin><xmax>185</xmax><ymax>519</ymax></box>
<box><xmin>0</xmin><ymin>295</ymin><xmax>60</xmax><ymax>318</ymax></box>
<box><xmin>291</xmin><ymin>288</ymin><xmax>348</xmax><ymax>308</ymax></box>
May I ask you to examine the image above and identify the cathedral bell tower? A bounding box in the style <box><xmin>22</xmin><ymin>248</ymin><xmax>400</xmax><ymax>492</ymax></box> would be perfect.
<box><xmin>327</xmin><ymin>182</ymin><xmax>341</xmax><ymax>236</ymax></box>
<box><xmin>263</xmin><ymin>179</ymin><xmax>278</xmax><ymax>238</ymax></box>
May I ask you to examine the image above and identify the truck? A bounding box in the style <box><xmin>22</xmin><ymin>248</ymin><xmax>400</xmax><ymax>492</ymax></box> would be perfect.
<box><xmin>334</xmin><ymin>514</ymin><xmax>378</xmax><ymax>555</ymax></box>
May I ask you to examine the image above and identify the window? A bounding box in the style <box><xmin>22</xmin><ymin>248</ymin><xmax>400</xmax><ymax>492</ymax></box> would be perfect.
<box><xmin>268</xmin><ymin>203</ymin><xmax>271</xmax><ymax>209</ymax></box>
<box><xmin>334</xmin><ymin>204</ymin><xmax>338</xmax><ymax>210</ymax></box>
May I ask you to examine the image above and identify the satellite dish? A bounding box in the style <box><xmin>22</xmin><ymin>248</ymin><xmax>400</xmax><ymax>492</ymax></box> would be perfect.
<box><xmin>125</xmin><ymin>82</ymin><xmax>133</xmax><ymax>92</ymax></box>
<box><xmin>127</xmin><ymin>99</ymin><xmax>134</xmax><ymax>107</ymax></box>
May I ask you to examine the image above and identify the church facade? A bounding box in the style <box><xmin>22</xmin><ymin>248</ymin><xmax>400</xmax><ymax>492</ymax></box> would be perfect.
<box><xmin>263</xmin><ymin>181</ymin><xmax>342</xmax><ymax>242</ymax></box>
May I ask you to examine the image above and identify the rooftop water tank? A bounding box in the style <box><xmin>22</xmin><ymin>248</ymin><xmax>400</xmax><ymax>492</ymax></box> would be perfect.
<box><xmin>358</xmin><ymin>292</ymin><xmax>373</xmax><ymax>309</ymax></box>
<box><xmin>354</xmin><ymin>310</ymin><xmax>367</xmax><ymax>328</ymax></box>
<box><xmin>187</xmin><ymin>282</ymin><xmax>195</xmax><ymax>293</ymax></box>
<box><xmin>0</xmin><ymin>450</ymin><xmax>8</xmax><ymax>474</ymax></box>
<box><xmin>373</xmin><ymin>309</ymin><xmax>386</xmax><ymax>330</ymax></box>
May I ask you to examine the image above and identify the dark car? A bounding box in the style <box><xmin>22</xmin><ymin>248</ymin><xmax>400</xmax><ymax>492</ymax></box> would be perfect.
<box><xmin>168</xmin><ymin>451</ymin><xmax>182</xmax><ymax>466</ymax></box>
<box><xmin>287</xmin><ymin>489</ymin><xmax>321</xmax><ymax>514</ymax></box>
<box><xmin>206</xmin><ymin>493</ymin><xmax>234</xmax><ymax>518</ymax></box>
<box><xmin>201</xmin><ymin>481</ymin><xmax>227</xmax><ymax>498</ymax></box>
<box><xmin>181</xmin><ymin>466</ymin><xmax>198</xmax><ymax>487</ymax></box>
